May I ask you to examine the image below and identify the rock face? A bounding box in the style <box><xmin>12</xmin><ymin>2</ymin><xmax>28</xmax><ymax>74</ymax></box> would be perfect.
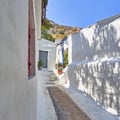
<box><xmin>46</xmin><ymin>19</ymin><xmax>82</xmax><ymax>40</ymax></box>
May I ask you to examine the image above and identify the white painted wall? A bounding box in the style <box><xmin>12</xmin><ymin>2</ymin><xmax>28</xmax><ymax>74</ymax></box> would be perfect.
<box><xmin>68</xmin><ymin>16</ymin><xmax>120</xmax><ymax>63</ymax></box>
<box><xmin>66</xmin><ymin>15</ymin><xmax>120</xmax><ymax>116</ymax></box>
<box><xmin>0</xmin><ymin>0</ymin><xmax>41</xmax><ymax>120</ymax></box>
<box><xmin>56</xmin><ymin>40</ymin><xmax>68</xmax><ymax>64</ymax></box>
<box><xmin>38</xmin><ymin>39</ymin><xmax>56</xmax><ymax>71</ymax></box>
<box><xmin>56</xmin><ymin>44</ymin><xmax>63</xmax><ymax>64</ymax></box>
<box><xmin>68</xmin><ymin>58</ymin><xmax>120</xmax><ymax>116</ymax></box>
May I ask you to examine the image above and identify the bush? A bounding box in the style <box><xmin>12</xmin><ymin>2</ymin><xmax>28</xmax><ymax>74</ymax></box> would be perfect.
<box><xmin>55</xmin><ymin>63</ymin><xmax>63</xmax><ymax>70</ymax></box>
<box><xmin>64</xmin><ymin>48</ymin><xmax>68</xmax><ymax>67</ymax></box>
<box><xmin>42</xmin><ymin>33</ymin><xmax>55</xmax><ymax>42</ymax></box>
<box><xmin>58</xmin><ymin>30</ymin><xmax>65</xmax><ymax>35</ymax></box>
<box><xmin>41</xmin><ymin>25</ymin><xmax>55</xmax><ymax>42</ymax></box>
<box><xmin>43</xmin><ymin>19</ymin><xmax>53</xmax><ymax>30</ymax></box>
<box><xmin>38</xmin><ymin>59</ymin><xmax>43</xmax><ymax>69</ymax></box>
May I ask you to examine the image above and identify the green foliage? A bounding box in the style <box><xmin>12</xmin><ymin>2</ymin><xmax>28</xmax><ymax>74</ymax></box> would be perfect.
<box><xmin>64</xmin><ymin>48</ymin><xmax>68</xmax><ymax>67</ymax></box>
<box><xmin>58</xmin><ymin>30</ymin><xmax>65</xmax><ymax>35</ymax></box>
<box><xmin>55</xmin><ymin>63</ymin><xmax>63</xmax><ymax>70</ymax></box>
<box><xmin>38</xmin><ymin>59</ymin><xmax>43</xmax><ymax>69</ymax></box>
<box><xmin>43</xmin><ymin>19</ymin><xmax>53</xmax><ymax>30</ymax></box>
<box><xmin>41</xmin><ymin>19</ymin><xmax>55</xmax><ymax>42</ymax></box>
<box><xmin>41</xmin><ymin>25</ymin><xmax>47</xmax><ymax>35</ymax></box>
<box><xmin>41</xmin><ymin>27</ymin><xmax>54</xmax><ymax>41</ymax></box>
<box><xmin>43</xmin><ymin>33</ymin><xmax>55</xmax><ymax>42</ymax></box>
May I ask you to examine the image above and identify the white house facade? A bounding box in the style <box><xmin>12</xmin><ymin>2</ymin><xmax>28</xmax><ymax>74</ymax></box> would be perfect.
<box><xmin>0</xmin><ymin>0</ymin><xmax>41</xmax><ymax>120</ymax></box>
<box><xmin>38</xmin><ymin>38</ymin><xmax>56</xmax><ymax>71</ymax></box>
<box><xmin>62</xmin><ymin>14</ymin><xmax>120</xmax><ymax>116</ymax></box>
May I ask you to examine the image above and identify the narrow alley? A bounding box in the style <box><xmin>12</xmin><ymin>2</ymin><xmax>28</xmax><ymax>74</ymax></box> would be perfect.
<box><xmin>37</xmin><ymin>69</ymin><xmax>90</xmax><ymax>120</ymax></box>
<box><xmin>48</xmin><ymin>87</ymin><xmax>90</xmax><ymax>120</ymax></box>
<box><xmin>37</xmin><ymin>69</ymin><xmax>119</xmax><ymax>120</ymax></box>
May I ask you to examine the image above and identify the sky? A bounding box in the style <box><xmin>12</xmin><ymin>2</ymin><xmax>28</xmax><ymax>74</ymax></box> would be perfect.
<box><xmin>46</xmin><ymin>0</ymin><xmax>120</xmax><ymax>28</ymax></box>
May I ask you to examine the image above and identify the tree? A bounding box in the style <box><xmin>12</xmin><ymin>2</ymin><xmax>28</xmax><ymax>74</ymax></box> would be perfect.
<box><xmin>42</xmin><ymin>0</ymin><xmax>48</xmax><ymax>24</ymax></box>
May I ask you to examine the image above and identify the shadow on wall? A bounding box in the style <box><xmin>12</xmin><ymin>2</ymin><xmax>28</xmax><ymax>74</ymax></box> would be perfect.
<box><xmin>68</xmin><ymin>24</ymin><xmax>120</xmax><ymax>116</ymax></box>
<box><xmin>92</xmin><ymin>25</ymin><xmax>120</xmax><ymax>59</ymax></box>
<box><xmin>71</xmin><ymin>24</ymin><xmax>120</xmax><ymax>62</ymax></box>
<box><xmin>68</xmin><ymin>60</ymin><xmax>120</xmax><ymax>115</ymax></box>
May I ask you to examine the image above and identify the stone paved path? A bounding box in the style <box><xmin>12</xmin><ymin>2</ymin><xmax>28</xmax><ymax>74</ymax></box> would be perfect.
<box><xmin>48</xmin><ymin>86</ymin><xmax>91</xmax><ymax>120</ymax></box>
<box><xmin>37</xmin><ymin>69</ymin><xmax>119</xmax><ymax>120</ymax></box>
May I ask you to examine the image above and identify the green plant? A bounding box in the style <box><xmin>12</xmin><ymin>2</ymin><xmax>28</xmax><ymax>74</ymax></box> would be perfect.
<box><xmin>55</xmin><ymin>63</ymin><xmax>63</xmax><ymax>70</ymax></box>
<box><xmin>58</xmin><ymin>30</ymin><xmax>65</xmax><ymax>34</ymax></box>
<box><xmin>43</xmin><ymin>19</ymin><xmax>53</xmax><ymax>30</ymax></box>
<box><xmin>41</xmin><ymin>25</ymin><xmax>55</xmax><ymax>42</ymax></box>
<box><xmin>55</xmin><ymin>63</ymin><xmax>63</xmax><ymax>74</ymax></box>
<box><xmin>38</xmin><ymin>59</ymin><xmax>43</xmax><ymax>69</ymax></box>
<box><xmin>42</xmin><ymin>33</ymin><xmax>55</xmax><ymax>42</ymax></box>
<box><xmin>64</xmin><ymin>48</ymin><xmax>68</xmax><ymax>67</ymax></box>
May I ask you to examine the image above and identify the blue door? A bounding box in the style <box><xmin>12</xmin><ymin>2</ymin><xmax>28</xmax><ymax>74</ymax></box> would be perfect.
<box><xmin>39</xmin><ymin>51</ymin><xmax>48</xmax><ymax>68</ymax></box>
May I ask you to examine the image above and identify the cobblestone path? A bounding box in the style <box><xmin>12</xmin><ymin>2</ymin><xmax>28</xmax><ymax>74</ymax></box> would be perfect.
<box><xmin>48</xmin><ymin>87</ymin><xmax>91</xmax><ymax>120</ymax></box>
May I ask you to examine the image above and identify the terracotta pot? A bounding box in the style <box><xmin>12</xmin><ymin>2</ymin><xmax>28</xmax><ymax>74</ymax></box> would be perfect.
<box><xmin>58</xmin><ymin>69</ymin><xmax>62</xmax><ymax>74</ymax></box>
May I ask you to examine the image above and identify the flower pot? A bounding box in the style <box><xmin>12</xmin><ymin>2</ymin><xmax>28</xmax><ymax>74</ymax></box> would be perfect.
<box><xmin>38</xmin><ymin>67</ymin><xmax>42</xmax><ymax>70</ymax></box>
<box><xmin>58</xmin><ymin>69</ymin><xmax>62</xmax><ymax>74</ymax></box>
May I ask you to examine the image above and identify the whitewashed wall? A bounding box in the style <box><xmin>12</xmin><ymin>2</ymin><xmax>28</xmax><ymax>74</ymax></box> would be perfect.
<box><xmin>0</xmin><ymin>0</ymin><xmax>41</xmax><ymax>120</ymax></box>
<box><xmin>67</xmin><ymin>16</ymin><xmax>120</xmax><ymax>116</ymax></box>
<box><xmin>56</xmin><ymin>44</ymin><xmax>63</xmax><ymax>64</ymax></box>
<box><xmin>38</xmin><ymin>39</ymin><xmax>56</xmax><ymax>71</ymax></box>
<box><xmin>56</xmin><ymin>40</ymin><xmax>68</xmax><ymax>64</ymax></box>
<box><xmin>68</xmin><ymin>17</ymin><xmax>120</xmax><ymax>63</ymax></box>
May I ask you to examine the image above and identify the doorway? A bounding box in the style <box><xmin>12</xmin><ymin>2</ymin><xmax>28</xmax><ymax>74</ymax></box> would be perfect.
<box><xmin>39</xmin><ymin>51</ymin><xmax>48</xmax><ymax>68</ymax></box>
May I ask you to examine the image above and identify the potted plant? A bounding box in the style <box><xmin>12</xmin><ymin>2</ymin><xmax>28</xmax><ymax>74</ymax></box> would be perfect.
<box><xmin>56</xmin><ymin>63</ymin><xmax>63</xmax><ymax>75</ymax></box>
<box><xmin>38</xmin><ymin>59</ymin><xmax>43</xmax><ymax>70</ymax></box>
